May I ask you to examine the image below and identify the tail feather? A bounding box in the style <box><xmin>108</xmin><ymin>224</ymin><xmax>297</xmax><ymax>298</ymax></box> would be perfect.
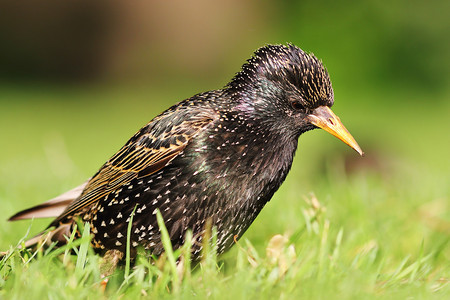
<box><xmin>3</xmin><ymin>181</ymin><xmax>89</xmax><ymax>256</ymax></box>
<box><xmin>8</xmin><ymin>180</ymin><xmax>89</xmax><ymax>221</ymax></box>
<box><xmin>22</xmin><ymin>223</ymin><xmax>73</xmax><ymax>249</ymax></box>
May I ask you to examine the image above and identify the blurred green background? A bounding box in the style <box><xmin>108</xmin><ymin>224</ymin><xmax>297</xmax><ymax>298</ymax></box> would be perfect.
<box><xmin>0</xmin><ymin>0</ymin><xmax>448</xmax><ymax>256</ymax></box>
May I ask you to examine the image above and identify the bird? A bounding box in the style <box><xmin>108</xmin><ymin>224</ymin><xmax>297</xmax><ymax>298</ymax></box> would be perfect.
<box><xmin>8</xmin><ymin>44</ymin><xmax>363</xmax><ymax>265</ymax></box>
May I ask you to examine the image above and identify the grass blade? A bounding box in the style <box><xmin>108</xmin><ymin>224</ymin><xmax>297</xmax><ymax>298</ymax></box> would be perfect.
<box><xmin>156</xmin><ymin>209</ymin><xmax>179</xmax><ymax>292</ymax></box>
<box><xmin>124</xmin><ymin>204</ymin><xmax>138</xmax><ymax>280</ymax></box>
<box><xmin>75</xmin><ymin>222</ymin><xmax>91</xmax><ymax>271</ymax></box>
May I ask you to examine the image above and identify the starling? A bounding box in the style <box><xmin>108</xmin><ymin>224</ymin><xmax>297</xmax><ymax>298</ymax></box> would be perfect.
<box><xmin>9</xmin><ymin>44</ymin><xmax>363</xmax><ymax>262</ymax></box>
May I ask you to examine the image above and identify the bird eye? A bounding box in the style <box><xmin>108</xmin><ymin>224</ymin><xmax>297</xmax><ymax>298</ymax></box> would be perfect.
<box><xmin>291</xmin><ymin>100</ymin><xmax>304</xmax><ymax>111</ymax></box>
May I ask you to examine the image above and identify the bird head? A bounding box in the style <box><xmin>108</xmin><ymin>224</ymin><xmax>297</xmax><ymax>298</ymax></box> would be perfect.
<box><xmin>228</xmin><ymin>44</ymin><xmax>363</xmax><ymax>156</ymax></box>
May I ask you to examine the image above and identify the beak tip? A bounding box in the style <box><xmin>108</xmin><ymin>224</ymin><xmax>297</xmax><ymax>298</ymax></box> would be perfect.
<box><xmin>354</xmin><ymin>147</ymin><xmax>364</xmax><ymax>157</ymax></box>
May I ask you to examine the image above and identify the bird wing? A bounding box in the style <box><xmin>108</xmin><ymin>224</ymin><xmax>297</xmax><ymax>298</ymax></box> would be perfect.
<box><xmin>52</xmin><ymin>109</ymin><xmax>215</xmax><ymax>224</ymax></box>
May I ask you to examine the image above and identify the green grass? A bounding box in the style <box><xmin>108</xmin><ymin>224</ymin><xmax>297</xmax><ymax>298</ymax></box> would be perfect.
<box><xmin>0</xmin><ymin>84</ymin><xmax>449</xmax><ymax>299</ymax></box>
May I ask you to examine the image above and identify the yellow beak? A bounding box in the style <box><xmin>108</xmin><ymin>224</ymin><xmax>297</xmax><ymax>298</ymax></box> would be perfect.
<box><xmin>307</xmin><ymin>106</ymin><xmax>364</xmax><ymax>156</ymax></box>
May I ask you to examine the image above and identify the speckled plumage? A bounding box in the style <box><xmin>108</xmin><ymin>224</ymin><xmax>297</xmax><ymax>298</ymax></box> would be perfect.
<box><xmin>9</xmin><ymin>44</ymin><xmax>362</xmax><ymax>261</ymax></box>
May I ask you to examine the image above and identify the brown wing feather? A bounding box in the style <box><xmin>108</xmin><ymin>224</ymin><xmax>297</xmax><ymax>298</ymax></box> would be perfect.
<box><xmin>52</xmin><ymin>111</ymin><xmax>215</xmax><ymax>224</ymax></box>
